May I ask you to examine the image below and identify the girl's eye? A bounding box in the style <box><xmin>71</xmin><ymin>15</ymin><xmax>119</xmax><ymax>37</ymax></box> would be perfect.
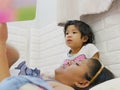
<box><xmin>73</xmin><ymin>32</ymin><xmax>77</xmax><ymax>34</ymax></box>
<box><xmin>66</xmin><ymin>32</ymin><xmax>68</xmax><ymax>35</ymax></box>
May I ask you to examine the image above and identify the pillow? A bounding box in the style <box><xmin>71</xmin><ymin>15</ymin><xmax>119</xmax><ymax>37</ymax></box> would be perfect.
<box><xmin>90</xmin><ymin>78</ymin><xmax>120</xmax><ymax>90</ymax></box>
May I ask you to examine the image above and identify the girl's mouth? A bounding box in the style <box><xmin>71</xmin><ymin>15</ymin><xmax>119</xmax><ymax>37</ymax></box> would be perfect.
<box><xmin>67</xmin><ymin>39</ymin><xmax>72</xmax><ymax>43</ymax></box>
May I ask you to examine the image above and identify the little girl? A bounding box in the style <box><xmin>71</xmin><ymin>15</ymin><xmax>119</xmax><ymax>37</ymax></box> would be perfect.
<box><xmin>63</xmin><ymin>20</ymin><xmax>99</xmax><ymax>64</ymax></box>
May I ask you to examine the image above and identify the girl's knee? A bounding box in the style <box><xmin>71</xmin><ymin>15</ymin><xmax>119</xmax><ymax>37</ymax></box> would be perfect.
<box><xmin>6</xmin><ymin>44</ymin><xmax>20</xmax><ymax>67</ymax></box>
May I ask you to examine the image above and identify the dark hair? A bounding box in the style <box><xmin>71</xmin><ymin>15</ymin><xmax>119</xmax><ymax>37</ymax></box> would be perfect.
<box><xmin>74</xmin><ymin>58</ymin><xmax>115</xmax><ymax>90</ymax></box>
<box><xmin>64</xmin><ymin>20</ymin><xmax>95</xmax><ymax>45</ymax></box>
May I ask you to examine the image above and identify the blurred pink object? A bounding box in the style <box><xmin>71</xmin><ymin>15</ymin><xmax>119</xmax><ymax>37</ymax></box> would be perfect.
<box><xmin>0</xmin><ymin>0</ymin><xmax>36</xmax><ymax>22</ymax></box>
<box><xmin>0</xmin><ymin>9</ymin><xmax>16</xmax><ymax>22</ymax></box>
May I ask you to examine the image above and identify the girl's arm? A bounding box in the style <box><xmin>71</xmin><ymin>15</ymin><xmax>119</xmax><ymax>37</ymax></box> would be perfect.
<box><xmin>92</xmin><ymin>52</ymin><xmax>99</xmax><ymax>60</ymax></box>
<box><xmin>0</xmin><ymin>23</ymin><xmax>10</xmax><ymax>81</ymax></box>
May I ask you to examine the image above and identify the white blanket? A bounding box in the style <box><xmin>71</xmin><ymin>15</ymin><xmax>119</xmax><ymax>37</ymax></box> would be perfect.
<box><xmin>57</xmin><ymin>0</ymin><xmax>114</xmax><ymax>22</ymax></box>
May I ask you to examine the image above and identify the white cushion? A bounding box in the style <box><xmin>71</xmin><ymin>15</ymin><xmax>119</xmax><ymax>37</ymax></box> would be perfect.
<box><xmin>90</xmin><ymin>78</ymin><xmax>120</xmax><ymax>90</ymax></box>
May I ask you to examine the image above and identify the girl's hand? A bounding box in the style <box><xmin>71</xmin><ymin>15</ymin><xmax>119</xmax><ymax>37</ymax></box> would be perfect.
<box><xmin>0</xmin><ymin>23</ymin><xmax>8</xmax><ymax>44</ymax></box>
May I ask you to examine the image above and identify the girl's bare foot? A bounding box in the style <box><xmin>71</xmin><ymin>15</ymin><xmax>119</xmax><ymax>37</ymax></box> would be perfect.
<box><xmin>0</xmin><ymin>23</ymin><xmax>8</xmax><ymax>44</ymax></box>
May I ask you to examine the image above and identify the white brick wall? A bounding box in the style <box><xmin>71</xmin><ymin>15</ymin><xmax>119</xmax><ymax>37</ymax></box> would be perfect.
<box><xmin>81</xmin><ymin>0</ymin><xmax>120</xmax><ymax>77</ymax></box>
<box><xmin>7</xmin><ymin>26</ymin><xmax>30</xmax><ymax>61</ymax></box>
<box><xmin>29</xmin><ymin>23</ymin><xmax>69</xmax><ymax>76</ymax></box>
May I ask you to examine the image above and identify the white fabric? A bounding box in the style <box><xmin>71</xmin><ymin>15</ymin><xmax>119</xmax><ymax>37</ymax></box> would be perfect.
<box><xmin>90</xmin><ymin>78</ymin><xmax>120</xmax><ymax>90</ymax></box>
<box><xmin>57</xmin><ymin>0</ymin><xmax>114</xmax><ymax>22</ymax></box>
<box><xmin>78</xmin><ymin>0</ymin><xmax>114</xmax><ymax>16</ymax></box>
<box><xmin>19</xmin><ymin>84</ymin><xmax>41</xmax><ymax>90</ymax></box>
<box><xmin>66</xmin><ymin>44</ymin><xmax>99</xmax><ymax>60</ymax></box>
<box><xmin>19</xmin><ymin>75</ymin><xmax>120</xmax><ymax>90</ymax></box>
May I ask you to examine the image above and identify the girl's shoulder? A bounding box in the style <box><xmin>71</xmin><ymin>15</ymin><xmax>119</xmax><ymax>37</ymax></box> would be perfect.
<box><xmin>84</xmin><ymin>43</ymin><xmax>98</xmax><ymax>50</ymax></box>
<box><xmin>84</xmin><ymin>43</ymin><xmax>96</xmax><ymax>47</ymax></box>
<box><xmin>81</xmin><ymin>43</ymin><xmax>97</xmax><ymax>51</ymax></box>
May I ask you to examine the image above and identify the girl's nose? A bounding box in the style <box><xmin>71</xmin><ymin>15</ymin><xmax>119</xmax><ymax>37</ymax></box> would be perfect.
<box><xmin>66</xmin><ymin>33</ymin><xmax>72</xmax><ymax>37</ymax></box>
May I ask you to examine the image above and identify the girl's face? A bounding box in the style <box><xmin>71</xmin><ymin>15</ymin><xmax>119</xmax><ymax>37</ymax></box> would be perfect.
<box><xmin>65</xmin><ymin>25</ymin><xmax>86</xmax><ymax>51</ymax></box>
<box><xmin>55</xmin><ymin>60</ymin><xmax>90</xmax><ymax>87</ymax></box>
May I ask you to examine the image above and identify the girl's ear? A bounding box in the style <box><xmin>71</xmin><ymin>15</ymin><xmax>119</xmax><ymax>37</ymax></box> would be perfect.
<box><xmin>74</xmin><ymin>80</ymin><xmax>90</xmax><ymax>88</ymax></box>
<box><xmin>82</xmin><ymin>36</ymin><xmax>88</xmax><ymax>43</ymax></box>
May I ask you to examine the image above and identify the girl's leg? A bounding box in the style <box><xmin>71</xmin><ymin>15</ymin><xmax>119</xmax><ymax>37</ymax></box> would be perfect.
<box><xmin>6</xmin><ymin>44</ymin><xmax>19</xmax><ymax>67</ymax></box>
<box><xmin>0</xmin><ymin>23</ymin><xmax>10</xmax><ymax>81</ymax></box>
<box><xmin>0</xmin><ymin>23</ymin><xmax>20</xmax><ymax>81</ymax></box>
